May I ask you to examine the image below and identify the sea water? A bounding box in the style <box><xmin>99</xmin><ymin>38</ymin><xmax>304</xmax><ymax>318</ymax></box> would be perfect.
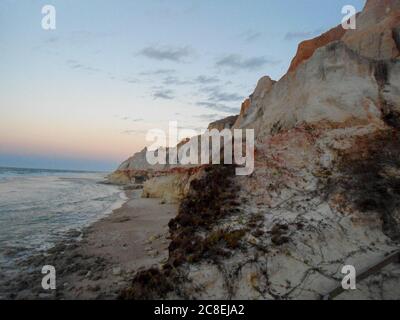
<box><xmin>0</xmin><ymin>167</ymin><xmax>124</xmax><ymax>273</ymax></box>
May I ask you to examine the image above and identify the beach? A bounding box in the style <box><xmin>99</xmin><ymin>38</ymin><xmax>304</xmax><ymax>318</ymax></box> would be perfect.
<box><xmin>0</xmin><ymin>189</ymin><xmax>177</xmax><ymax>299</ymax></box>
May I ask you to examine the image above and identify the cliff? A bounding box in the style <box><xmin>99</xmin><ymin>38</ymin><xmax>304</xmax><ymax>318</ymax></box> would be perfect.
<box><xmin>208</xmin><ymin>115</ymin><xmax>238</xmax><ymax>131</ymax></box>
<box><xmin>118</xmin><ymin>0</ymin><xmax>400</xmax><ymax>299</ymax></box>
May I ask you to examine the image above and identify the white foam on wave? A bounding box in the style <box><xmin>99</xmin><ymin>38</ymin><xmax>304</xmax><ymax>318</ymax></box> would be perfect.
<box><xmin>0</xmin><ymin>170</ymin><xmax>125</xmax><ymax>269</ymax></box>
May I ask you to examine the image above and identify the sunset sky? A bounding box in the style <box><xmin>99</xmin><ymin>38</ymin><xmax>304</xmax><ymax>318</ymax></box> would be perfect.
<box><xmin>0</xmin><ymin>0</ymin><xmax>365</xmax><ymax>171</ymax></box>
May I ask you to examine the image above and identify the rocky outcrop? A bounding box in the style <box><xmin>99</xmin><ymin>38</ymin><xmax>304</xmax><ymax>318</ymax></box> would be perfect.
<box><xmin>288</xmin><ymin>0</ymin><xmax>400</xmax><ymax>74</ymax></box>
<box><xmin>107</xmin><ymin>148</ymin><xmax>157</xmax><ymax>185</ymax></box>
<box><xmin>119</xmin><ymin>0</ymin><xmax>400</xmax><ymax>300</ymax></box>
<box><xmin>208</xmin><ymin>115</ymin><xmax>238</xmax><ymax>131</ymax></box>
<box><xmin>142</xmin><ymin>168</ymin><xmax>204</xmax><ymax>204</ymax></box>
<box><xmin>108</xmin><ymin>141</ymin><xmax>199</xmax><ymax>185</ymax></box>
<box><xmin>233</xmin><ymin>76</ymin><xmax>276</xmax><ymax>129</ymax></box>
<box><xmin>343</xmin><ymin>0</ymin><xmax>400</xmax><ymax>60</ymax></box>
<box><xmin>238</xmin><ymin>41</ymin><xmax>387</xmax><ymax>137</ymax></box>
<box><xmin>288</xmin><ymin>24</ymin><xmax>346</xmax><ymax>73</ymax></box>
<box><xmin>236</xmin><ymin>0</ymin><xmax>400</xmax><ymax>138</ymax></box>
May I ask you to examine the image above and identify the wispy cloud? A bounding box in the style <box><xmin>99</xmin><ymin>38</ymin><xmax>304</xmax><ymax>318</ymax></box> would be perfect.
<box><xmin>66</xmin><ymin>59</ymin><xmax>100</xmax><ymax>73</ymax></box>
<box><xmin>44</xmin><ymin>36</ymin><xmax>59</xmax><ymax>44</ymax></box>
<box><xmin>239</xmin><ymin>30</ymin><xmax>262</xmax><ymax>43</ymax></box>
<box><xmin>66</xmin><ymin>59</ymin><xmax>139</xmax><ymax>85</ymax></box>
<box><xmin>193</xmin><ymin>113</ymin><xmax>222</xmax><ymax>122</ymax></box>
<box><xmin>162</xmin><ymin>76</ymin><xmax>192</xmax><ymax>86</ymax></box>
<box><xmin>116</xmin><ymin>115</ymin><xmax>143</xmax><ymax>122</ymax></box>
<box><xmin>139</xmin><ymin>69</ymin><xmax>176</xmax><ymax>76</ymax></box>
<box><xmin>122</xmin><ymin>76</ymin><xmax>139</xmax><ymax>84</ymax></box>
<box><xmin>194</xmin><ymin>75</ymin><xmax>220</xmax><ymax>84</ymax></box>
<box><xmin>200</xmin><ymin>86</ymin><xmax>244</xmax><ymax>102</ymax></box>
<box><xmin>196</xmin><ymin>101</ymin><xmax>239</xmax><ymax>114</ymax></box>
<box><xmin>42</xmin><ymin>30</ymin><xmax>112</xmax><ymax>50</ymax></box>
<box><xmin>216</xmin><ymin>54</ymin><xmax>280</xmax><ymax>71</ymax></box>
<box><xmin>153</xmin><ymin>88</ymin><xmax>175</xmax><ymax>100</ymax></box>
<box><xmin>139</xmin><ymin>45</ymin><xmax>193</xmax><ymax>63</ymax></box>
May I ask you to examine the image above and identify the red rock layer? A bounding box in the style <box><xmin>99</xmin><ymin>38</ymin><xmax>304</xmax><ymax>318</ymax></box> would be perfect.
<box><xmin>288</xmin><ymin>24</ymin><xmax>346</xmax><ymax>73</ymax></box>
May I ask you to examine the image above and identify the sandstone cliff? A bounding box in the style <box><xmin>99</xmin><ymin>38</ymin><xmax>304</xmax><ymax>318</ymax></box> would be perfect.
<box><xmin>208</xmin><ymin>115</ymin><xmax>238</xmax><ymax>131</ymax></box>
<box><xmin>117</xmin><ymin>0</ymin><xmax>400</xmax><ymax>299</ymax></box>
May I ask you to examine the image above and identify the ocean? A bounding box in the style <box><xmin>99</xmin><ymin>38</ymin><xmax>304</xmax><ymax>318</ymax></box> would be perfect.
<box><xmin>0</xmin><ymin>167</ymin><xmax>124</xmax><ymax>275</ymax></box>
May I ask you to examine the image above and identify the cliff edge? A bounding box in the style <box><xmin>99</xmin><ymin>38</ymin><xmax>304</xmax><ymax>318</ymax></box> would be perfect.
<box><xmin>118</xmin><ymin>0</ymin><xmax>400</xmax><ymax>300</ymax></box>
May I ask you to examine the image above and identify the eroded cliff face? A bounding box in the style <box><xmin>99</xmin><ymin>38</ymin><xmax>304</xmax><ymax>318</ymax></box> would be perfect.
<box><xmin>142</xmin><ymin>167</ymin><xmax>205</xmax><ymax>204</ymax></box>
<box><xmin>107</xmin><ymin>140</ymin><xmax>200</xmax><ymax>192</ymax></box>
<box><xmin>118</xmin><ymin>0</ymin><xmax>400</xmax><ymax>299</ymax></box>
<box><xmin>208</xmin><ymin>115</ymin><xmax>238</xmax><ymax>131</ymax></box>
<box><xmin>238</xmin><ymin>42</ymin><xmax>400</xmax><ymax>138</ymax></box>
<box><xmin>288</xmin><ymin>0</ymin><xmax>400</xmax><ymax>74</ymax></box>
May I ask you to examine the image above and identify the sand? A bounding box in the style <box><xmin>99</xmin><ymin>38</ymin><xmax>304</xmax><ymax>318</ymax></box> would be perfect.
<box><xmin>0</xmin><ymin>190</ymin><xmax>177</xmax><ymax>300</ymax></box>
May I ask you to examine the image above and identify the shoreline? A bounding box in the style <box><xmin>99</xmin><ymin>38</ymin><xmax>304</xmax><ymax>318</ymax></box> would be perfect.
<box><xmin>0</xmin><ymin>189</ymin><xmax>177</xmax><ymax>300</ymax></box>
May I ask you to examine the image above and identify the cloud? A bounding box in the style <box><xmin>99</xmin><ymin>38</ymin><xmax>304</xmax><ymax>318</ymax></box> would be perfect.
<box><xmin>193</xmin><ymin>113</ymin><xmax>222</xmax><ymax>122</ymax></box>
<box><xmin>139</xmin><ymin>46</ymin><xmax>193</xmax><ymax>62</ymax></box>
<box><xmin>156</xmin><ymin>75</ymin><xmax>220</xmax><ymax>88</ymax></box>
<box><xmin>196</xmin><ymin>101</ymin><xmax>239</xmax><ymax>114</ymax></box>
<box><xmin>66</xmin><ymin>59</ymin><xmax>100</xmax><ymax>73</ymax></box>
<box><xmin>162</xmin><ymin>76</ymin><xmax>192</xmax><ymax>86</ymax></box>
<box><xmin>139</xmin><ymin>69</ymin><xmax>176</xmax><ymax>76</ymax></box>
<box><xmin>284</xmin><ymin>28</ymin><xmax>324</xmax><ymax>41</ymax></box>
<box><xmin>66</xmin><ymin>59</ymin><xmax>139</xmax><ymax>85</ymax></box>
<box><xmin>216</xmin><ymin>54</ymin><xmax>280</xmax><ymax>71</ymax></box>
<box><xmin>42</xmin><ymin>31</ymin><xmax>112</xmax><ymax>49</ymax></box>
<box><xmin>177</xmin><ymin>124</ymin><xmax>205</xmax><ymax>131</ymax></box>
<box><xmin>44</xmin><ymin>36</ymin><xmax>59</xmax><ymax>44</ymax></box>
<box><xmin>122</xmin><ymin>76</ymin><xmax>139</xmax><ymax>84</ymax></box>
<box><xmin>194</xmin><ymin>75</ymin><xmax>220</xmax><ymax>84</ymax></box>
<box><xmin>210</xmin><ymin>91</ymin><xmax>243</xmax><ymax>102</ymax></box>
<box><xmin>239</xmin><ymin>30</ymin><xmax>262</xmax><ymax>43</ymax></box>
<box><xmin>153</xmin><ymin>89</ymin><xmax>175</xmax><ymax>100</ymax></box>
<box><xmin>200</xmin><ymin>86</ymin><xmax>244</xmax><ymax>102</ymax></box>
<box><xmin>117</xmin><ymin>115</ymin><xmax>143</xmax><ymax>122</ymax></box>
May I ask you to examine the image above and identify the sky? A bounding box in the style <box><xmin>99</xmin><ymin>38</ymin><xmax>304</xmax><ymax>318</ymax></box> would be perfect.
<box><xmin>0</xmin><ymin>0</ymin><xmax>366</xmax><ymax>171</ymax></box>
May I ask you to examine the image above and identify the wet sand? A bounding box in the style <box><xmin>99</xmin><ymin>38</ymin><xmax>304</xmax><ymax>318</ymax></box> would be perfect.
<box><xmin>0</xmin><ymin>190</ymin><xmax>177</xmax><ymax>299</ymax></box>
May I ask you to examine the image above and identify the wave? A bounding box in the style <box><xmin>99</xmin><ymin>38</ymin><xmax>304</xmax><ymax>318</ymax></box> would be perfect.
<box><xmin>0</xmin><ymin>170</ymin><xmax>124</xmax><ymax>273</ymax></box>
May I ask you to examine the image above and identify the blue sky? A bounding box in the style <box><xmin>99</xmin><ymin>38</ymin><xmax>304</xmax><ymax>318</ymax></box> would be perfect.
<box><xmin>0</xmin><ymin>0</ymin><xmax>366</xmax><ymax>171</ymax></box>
